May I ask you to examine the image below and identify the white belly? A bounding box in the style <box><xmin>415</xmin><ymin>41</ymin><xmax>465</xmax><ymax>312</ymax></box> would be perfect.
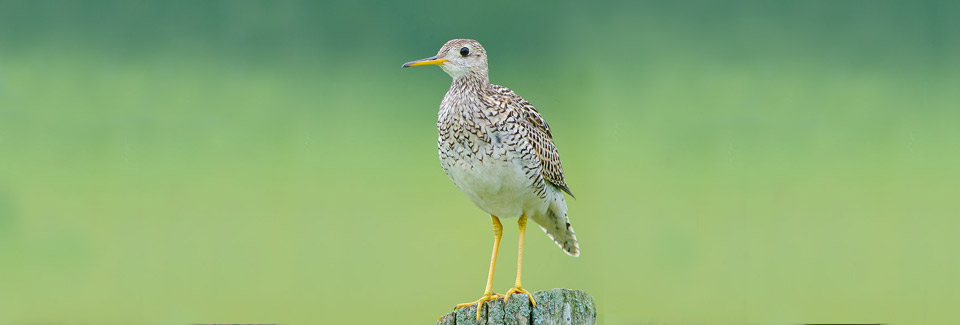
<box><xmin>440</xmin><ymin>148</ymin><xmax>547</xmax><ymax>219</ymax></box>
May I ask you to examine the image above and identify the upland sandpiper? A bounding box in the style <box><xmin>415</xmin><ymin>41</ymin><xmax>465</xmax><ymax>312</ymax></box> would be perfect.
<box><xmin>403</xmin><ymin>39</ymin><xmax>579</xmax><ymax>321</ymax></box>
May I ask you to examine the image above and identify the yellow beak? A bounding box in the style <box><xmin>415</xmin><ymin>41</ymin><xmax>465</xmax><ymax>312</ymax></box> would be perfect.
<box><xmin>402</xmin><ymin>56</ymin><xmax>448</xmax><ymax>68</ymax></box>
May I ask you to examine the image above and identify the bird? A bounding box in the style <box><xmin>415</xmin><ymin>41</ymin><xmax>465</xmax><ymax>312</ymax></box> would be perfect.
<box><xmin>402</xmin><ymin>39</ymin><xmax>579</xmax><ymax>321</ymax></box>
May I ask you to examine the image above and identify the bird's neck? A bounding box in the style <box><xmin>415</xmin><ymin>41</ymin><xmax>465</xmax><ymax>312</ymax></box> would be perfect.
<box><xmin>447</xmin><ymin>73</ymin><xmax>489</xmax><ymax>98</ymax></box>
<box><xmin>440</xmin><ymin>73</ymin><xmax>490</xmax><ymax>119</ymax></box>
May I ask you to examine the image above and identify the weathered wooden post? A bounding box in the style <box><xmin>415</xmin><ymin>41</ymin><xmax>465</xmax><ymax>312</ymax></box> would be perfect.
<box><xmin>437</xmin><ymin>288</ymin><xmax>596</xmax><ymax>325</ymax></box>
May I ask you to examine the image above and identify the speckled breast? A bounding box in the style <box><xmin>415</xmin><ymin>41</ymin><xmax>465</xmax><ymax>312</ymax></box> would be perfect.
<box><xmin>437</xmin><ymin>112</ymin><xmax>544</xmax><ymax>219</ymax></box>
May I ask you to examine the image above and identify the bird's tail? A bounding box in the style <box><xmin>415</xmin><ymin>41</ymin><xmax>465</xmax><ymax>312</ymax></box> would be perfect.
<box><xmin>533</xmin><ymin>199</ymin><xmax>579</xmax><ymax>257</ymax></box>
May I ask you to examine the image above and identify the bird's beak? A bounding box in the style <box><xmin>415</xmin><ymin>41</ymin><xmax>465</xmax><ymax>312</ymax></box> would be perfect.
<box><xmin>402</xmin><ymin>56</ymin><xmax>448</xmax><ymax>68</ymax></box>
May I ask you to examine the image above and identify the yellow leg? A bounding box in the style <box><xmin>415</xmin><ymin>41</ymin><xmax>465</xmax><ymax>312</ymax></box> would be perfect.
<box><xmin>455</xmin><ymin>215</ymin><xmax>504</xmax><ymax>321</ymax></box>
<box><xmin>504</xmin><ymin>213</ymin><xmax>536</xmax><ymax>307</ymax></box>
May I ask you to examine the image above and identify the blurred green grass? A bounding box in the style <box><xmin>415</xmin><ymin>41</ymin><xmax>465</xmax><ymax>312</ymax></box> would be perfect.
<box><xmin>1</xmin><ymin>1</ymin><xmax>959</xmax><ymax>324</ymax></box>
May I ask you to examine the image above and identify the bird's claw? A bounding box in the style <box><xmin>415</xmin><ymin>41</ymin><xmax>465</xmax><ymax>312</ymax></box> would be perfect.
<box><xmin>455</xmin><ymin>292</ymin><xmax>504</xmax><ymax>321</ymax></box>
<box><xmin>504</xmin><ymin>286</ymin><xmax>536</xmax><ymax>307</ymax></box>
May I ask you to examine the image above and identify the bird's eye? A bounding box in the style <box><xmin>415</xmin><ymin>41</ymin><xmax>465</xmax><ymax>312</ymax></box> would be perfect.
<box><xmin>460</xmin><ymin>47</ymin><xmax>470</xmax><ymax>56</ymax></box>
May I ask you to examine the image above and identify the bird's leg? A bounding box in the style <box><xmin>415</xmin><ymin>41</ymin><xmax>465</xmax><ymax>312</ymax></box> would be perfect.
<box><xmin>455</xmin><ymin>214</ymin><xmax>504</xmax><ymax>321</ymax></box>
<box><xmin>504</xmin><ymin>213</ymin><xmax>537</xmax><ymax>307</ymax></box>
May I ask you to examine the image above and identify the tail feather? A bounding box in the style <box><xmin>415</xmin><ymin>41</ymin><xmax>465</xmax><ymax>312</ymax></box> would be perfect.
<box><xmin>535</xmin><ymin>208</ymin><xmax>580</xmax><ymax>257</ymax></box>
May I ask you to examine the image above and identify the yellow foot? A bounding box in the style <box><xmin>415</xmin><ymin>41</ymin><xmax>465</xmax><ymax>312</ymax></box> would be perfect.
<box><xmin>504</xmin><ymin>286</ymin><xmax>536</xmax><ymax>307</ymax></box>
<box><xmin>455</xmin><ymin>293</ymin><xmax>504</xmax><ymax>321</ymax></box>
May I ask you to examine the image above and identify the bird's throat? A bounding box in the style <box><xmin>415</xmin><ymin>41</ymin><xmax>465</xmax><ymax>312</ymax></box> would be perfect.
<box><xmin>449</xmin><ymin>74</ymin><xmax>489</xmax><ymax>97</ymax></box>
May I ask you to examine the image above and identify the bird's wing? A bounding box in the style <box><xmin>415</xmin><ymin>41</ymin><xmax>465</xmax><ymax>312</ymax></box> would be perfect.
<box><xmin>491</xmin><ymin>85</ymin><xmax>574</xmax><ymax>197</ymax></box>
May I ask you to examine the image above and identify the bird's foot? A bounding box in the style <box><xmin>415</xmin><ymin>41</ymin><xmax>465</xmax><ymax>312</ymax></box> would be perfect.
<box><xmin>455</xmin><ymin>292</ymin><xmax>504</xmax><ymax>321</ymax></box>
<box><xmin>504</xmin><ymin>286</ymin><xmax>536</xmax><ymax>307</ymax></box>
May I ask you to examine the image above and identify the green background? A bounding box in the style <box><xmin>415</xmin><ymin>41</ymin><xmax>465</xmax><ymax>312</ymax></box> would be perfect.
<box><xmin>1</xmin><ymin>1</ymin><xmax>958</xmax><ymax>324</ymax></box>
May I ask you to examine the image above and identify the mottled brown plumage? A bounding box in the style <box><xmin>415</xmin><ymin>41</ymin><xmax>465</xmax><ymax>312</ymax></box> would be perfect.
<box><xmin>493</xmin><ymin>84</ymin><xmax>574</xmax><ymax>198</ymax></box>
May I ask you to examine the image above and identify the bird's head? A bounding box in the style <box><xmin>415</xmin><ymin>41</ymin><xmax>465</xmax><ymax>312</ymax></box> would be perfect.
<box><xmin>402</xmin><ymin>39</ymin><xmax>488</xmax><ymax>79</ymax></box>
